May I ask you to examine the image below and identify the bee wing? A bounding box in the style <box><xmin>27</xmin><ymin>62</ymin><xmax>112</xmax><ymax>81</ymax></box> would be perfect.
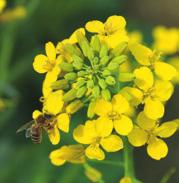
<box><xmin>25</xmin><ymin>128</ymin><xmax>32</xmax><ymax>138</ymax></box>
<box><xmin>16</xmin><ymin>120</ymin><xmax>34</xmax><ymax>133</ymax></box>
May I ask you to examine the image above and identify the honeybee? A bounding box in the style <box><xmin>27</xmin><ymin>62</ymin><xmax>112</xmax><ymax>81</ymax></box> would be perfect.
<box><xmin>17</xmin><ymin>114</ymin><xmax>54</xmax><ymax>144</ymax></box>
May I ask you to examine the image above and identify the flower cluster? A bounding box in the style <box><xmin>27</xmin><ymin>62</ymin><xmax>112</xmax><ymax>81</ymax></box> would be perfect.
<box><xmin>30</xmin><ymin>15</ymin><xmax>178</xmax><ymax>169</ymax></box>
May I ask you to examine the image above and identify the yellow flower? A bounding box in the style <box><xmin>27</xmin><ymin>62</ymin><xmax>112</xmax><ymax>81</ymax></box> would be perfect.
<box><xmin>94</xmin><ymin>94</ymin><xmax>133</xmax><ymax>136</ymax></box>
<box><xmin>129</xmin><ymin>42</ymin><xmax>176</xmax><ymax>81</ymax></box>
<box><xmin>32</xmin><ymin>109</ymin><xmax>70</xmax><ymax>145</ymax></box>
<box><xmin>73</xmin><ymin>119</ymin><xmax>123</xmax><ymax>160</ymax></box>
<box><xmin>33</xmin><ymin>42</ymin><xmax>61</xmax><ymax>74</ymax></box>
<box><xmin>85</xmin><ymin>15</ymin><xmax>128</xmax><ymax>48</ymax></box>
<box><xmin>132</xmin><ymin>67</ymin><xmax>174</xmax><ymax>119</ymax></box>
<box><xmin>119</xmin><ymin>176</ymin><xmax>132</xmax><ymax>183</ymax></box>
<box><xmin>42</xmin><ymin>56</ymin><xmax>62</xmax><ymax>97</ymax></box>
<box><xmin>0</xmin><ymin>0</ymin><xmax>6</xmax><ymax>13</ymax></box>
<box><xmin>49</xmin><ymin>145</ymin><xmax>85</xmax><ymax>166</ymax></box>
<box><xmin>153</xmin><ymin>26</ymin><xmax>179</xmax><ymax>55</ymax></box>
<box><xmin>43</xmin><ymin>90</ymin><xmax>64</xmax><ymax>115</ymax></box>
<box><xmin>128</xmin><ymin>112</ymin><xmax>177</xmax><ymax>160</ymax></box>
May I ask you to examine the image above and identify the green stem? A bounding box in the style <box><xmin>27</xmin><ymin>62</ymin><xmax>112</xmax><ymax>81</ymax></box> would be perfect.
<box><xmin>123</xmin><ymin>138</ymin><xmax>135</xmax><ymax>178</ymax></box>
<box><xmin>89</xmin><ymin>159</ymin><xmax>124</xmax><ymax>167</ymax></box>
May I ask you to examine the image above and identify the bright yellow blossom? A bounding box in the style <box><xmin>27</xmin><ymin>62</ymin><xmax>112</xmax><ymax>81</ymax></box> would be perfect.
<box><xmin>49</xmin><ymin>145</ymin><xmax>85</xmax><ymax>166</ymax></box>
<box><xmin>33</xmin><ymin>109</ymin><xmax>70</xmax><ymax>145</ymax></box>
<box><xmin>128</xmin><ymin>112</ymin><xmax>177</xmax><ymax>160</ymax></box>
<box><xmin>33</xmin><ymin>42</ymin><xmax>61</xmax><ymax>74</ymax></box>
<box><xmin>85</xmin><ymin>15</ymin><xmax>128</xmax><ymax>48</ymax></box>
<box><xmin>132</xmin><ymin>67</ymin><xmax>174</xmax><ymax>119</ymax></box>
<box><xmin>129</xmin><ymin>42</ymin><xmax>176</xmax><ymax>81</ymax></box>
<box><xmin>94</xmin><ymin>94</ymin><xmax>133</xmax><ymax>136</ymax></box>
<box><xmin>73</xmin><ymin>119</ymin><xmax>123</xmax><ymax>160</ymax></box>
<box><xmin>153</xmin><ymin>26</ymin><xmax>179</xmax><ymax>54</ymax></box>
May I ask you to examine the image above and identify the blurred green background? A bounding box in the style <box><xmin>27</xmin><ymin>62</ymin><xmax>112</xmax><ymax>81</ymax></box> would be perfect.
<box><xmin>0</xmin><ymin>0</ymin><xmax>179</xmax><ymax>183</ymax></box>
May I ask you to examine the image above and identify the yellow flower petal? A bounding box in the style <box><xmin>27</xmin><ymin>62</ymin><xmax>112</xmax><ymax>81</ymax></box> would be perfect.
<box><xmin>94</xmin><ymin>99</ymin><xmax>112</xmax><ymax>116</ymax></box>
<box><xmin>69</xmin><ymin>28</ymin><xmax>85</xmax><ymax>44</ymax></box>
<box><xmin>120</xmin><ymin>87</ymin><xmax>143</xmax><ymax>106</ymax></box>
<box><xmin>134</xmin><ymin>67</ymin><xmax>154</xmax><ymax>91</ymax></box>
<box><xmin>105</xmin><ymin>15</ymin><xmax>126</xmax><ymax>32</ymax></box>
<box><xmin>114</xmin><ymin>115</ymin><xmax>133</xmax><ymax>136</ymax></box>
<box><xmin>152</xmin><ymin>80</ymin><xmax>174</xmax><ymax>102</ymax></box>
<box><xmin>144</xmin><ymin>98</ymin><xmax>164</xmax><ymax>119</ymax></box>
<box><xmin>45</xmin><ymin>42</ymin><xmax>56</xmax><ymax>61</ymax></box>
<box><xmin>33</xmin><ymin>54</ymin><xmax>48</xmax><ymax>73</ymax></box>
<box><xmin>95</xmin><ymin>117</ymin><xmax>113</xmax><ymax>137</ymax></box>
<box><xmin>43</xmin><ymin>90</ymin><xmax>64</xmax><ymax>115</ymax></box>
<box><xmin>57</xmin><ymin>113</ymin><xmax>70</xmax><ymax>133</ymax></box>
<box><xmin>154</xmin><ymin>61</ymin><xmax>176</xmax><ymax>81</ymax></box>
<box><xmin>100</xmin><ymin>135</ymin><xmax>123</xmax><ymax>152</ymax></box>
<box><xmin>32</xmin><ymin>110</ymin><xmax>42</xmax><ymax>119</ymax></box>
<box><xmin>105</xmin><ymin>32</ymin><xmax>129</xmax><ymax>48</ymax></box>
<box><xmin>73</xmin><ymin>123</ymin><xmax>95</xmax><ymax>144</ymax></box>
<box><xmin>85</xmin><ymin>144</ymin><xmax>105</xmax><ymax>160</ymax></box>
<box><xmin>48</xmin><ymin>125</ymin><xmax>60</xmax><ymax>145</ymax></box>
<box><xmin>49</xmin><ymin>148</ymin><xmax>66</xmax><ymax>166</ymax></box>
<box><xmin>128</xmin><ymin>43</ymin><xmax>152</xmax><ymax>66</ymax></box>
<box><xmin>85</xmin><ymin>20</ymin><xmax>104</xmax><ymax>34</ymax></box>
<box><xmin>147</xmin><ymin>138</ymin><xmax>168</xmax><ymax>160</ymax></box>
<box><xmin>137</xmin><ymin>112</ymin><xmax>156</xmax><ymax>130</ymax></box>
<box><xmin>154</xmin><ymin>122</ymin><xmax>177</xmax><ymax>138</ymax></box>
<box><xmin>128</xmin><ymin>126</ymin><xmax>148</xmax><ymax>147</ymax></box>
<box><xmin>112</xmin><ymin>94</ymin><xmax>129</xmax><ymax>114</ymax></box>
<box><xmin>42</xmin><ymin>57</ymin><xmax>61</xmax><ymax>97</ymax></box>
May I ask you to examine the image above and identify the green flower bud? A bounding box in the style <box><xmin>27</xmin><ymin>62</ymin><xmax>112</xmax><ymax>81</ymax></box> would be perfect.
<box><xmin>100</xmin><ymin>56</ymin><xmax>109</xmax><ymax>66</ymax></box>
<box><xmin>63</xmin><ymin>89</ymin><xmax>77</xmax><ymax>102</ymax></box>
<box><xmin>105</xmin><ymin>76</ymin><xmax>116</xmax><ymax>85</ymax></box>
<box><xmin>87</xmin><ymin>100</ymin><xmax>96</xmax><ymax>118</ymax></box>
<box><xmin>90</xmin><ymin>35</ymin><xmax>101</xmax><ymax>52</ymax></box>
<box><xmin>51</xmin><ymin>79</ymin><xmax>69</xmax><ymax>90</ymax></box>
<box><xmin>119</xmin><ymin>72</ymin><xmax>134</xmax><ymax>82</ymax></box>
<box><xmin>72</xmin><ymin>61</ymin><xmax>83</xmax><ymax>70</ymax></box>
<box><xmin>64</xmin><ymin>44</ymin><xmax>82</xmax><ymax>57</ymax></box>
<box><xmin>110</xmin><ymin>55</ymin><xmax>127</xmax><ymax>65</ymax></box>
<box><xmin>98</xmin><ymin>78</ymin><xmax>107</xmax><ymax>89</ymax></box>
<box><xmin>102</xmin><ymin>69</ymin><xmax>111</xmax><ymax>77</ymax></box>
<box><xmin>101</xmin><ymin>89</ymin><xmax>111</xmax><ymax>101</ymax></box>
<box><xmin>77</xmin><ymin>71</ymin><xmax>87</xmax><ymax>77</ymax></box>
<box><xmin>64</xmin><ymin>72</ymin><xmax>77</xmax><ymax>81</ymax></box>
<box><xmin>76</xmin><ymin>78</ymin><xmax>86</xmax><ymax>88</ymax></box>
<box><xmin>111</xmin><ymin>42</ymin><xmax>128</xmax><ymax>56</ymax></box>
<box><xmin>76</xmin><ymin>31</ymin><xmax>94</xmax><ymax>60</ymax></box>
<box><xmin>100</xmin><ymin>44</ymin><xmax>108</xmax><ymax>58</ymax></box>
<box><xmin>92</xmin><ymin>57</ymin><xmax>99</xmax><ymax>65</ymax></box>
<box><xmin>107</xmin><ymin>62</ymin><xmax>119</xmax><ymax>71</ymax></box>
<box><xmin>60</xmin><ymin>62</ymin><xmax>73</xmax><ymax>72</ymax></box>
<box><xmin>87</xmin><ymin>80</ymin><xmax>94</xmax><ymax>89</ymax></box>
<box><xmin>76</xmin><ymin>86</ymin><xmax>87</xmax><ymax>98</ymax></box>
<box><xmin>66</xmin><ymin>100</ymin><xmax>83</xmax><ymax>114</ymax></box>
<box><xmin>92</xmin><ymin>86</ymin><xmax>100</xmax><ymax>98</ymax></box>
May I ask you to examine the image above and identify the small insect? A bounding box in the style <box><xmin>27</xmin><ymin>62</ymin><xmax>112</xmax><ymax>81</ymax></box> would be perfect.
<box><xmin>16</xmin><ymin>114</ymin><xmax>54</xmax><ymax>144</ymax></box>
